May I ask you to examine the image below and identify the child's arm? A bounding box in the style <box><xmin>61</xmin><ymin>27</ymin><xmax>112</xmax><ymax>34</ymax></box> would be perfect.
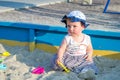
<box><xmin>85</xmin><ymin>41</ymin><xmax>93</xmax><ymax>62</ymax></box>
<box><xmin>56</xmin><ymin>39</ymin><xmax>67</xmax><ymax>64</ymax></box>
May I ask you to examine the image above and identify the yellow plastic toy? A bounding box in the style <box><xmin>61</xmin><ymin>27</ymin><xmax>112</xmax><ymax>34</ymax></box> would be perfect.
<box><xmin>0</xmin><ymin>51</ymin><xmax>11</xmax><ymax>57</ymax></box>
<box><xmin>57</xmin><ymin>61</ymin><xmax>70</xmax><ymax>73</ymax></box>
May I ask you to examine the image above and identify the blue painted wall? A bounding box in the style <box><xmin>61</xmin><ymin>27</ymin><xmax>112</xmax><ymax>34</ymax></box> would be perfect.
<box><xmin>0</xmin><ymin>26</ymin><xmax>29</xmax><ymax>42</ymax></box>
<box><xmin>0</xmin><ymin>21</ymin><xmax>120</xmax><ymax>52</ymax></box>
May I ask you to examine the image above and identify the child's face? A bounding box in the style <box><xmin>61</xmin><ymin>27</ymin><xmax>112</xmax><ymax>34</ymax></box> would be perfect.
<box><xmin>66</xmin><ymin>19</ymin><xmax>84</xmax><ymax>36</ymax></box>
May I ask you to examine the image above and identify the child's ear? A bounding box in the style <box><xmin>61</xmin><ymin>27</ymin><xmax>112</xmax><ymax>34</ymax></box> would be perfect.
<box><xmin>81</xmin><ymin>25</ymin><xmax>85</xmax><ymax>31</ymax></box>
<box><xmin>80</xmin><ymin>22</ymin><xmax>85</xmax><ymax>28</ymax></box>
<box><xmin>81</xmin><ymin>24</ymin><xmax>85</xmax><ymax>29</ymax></box>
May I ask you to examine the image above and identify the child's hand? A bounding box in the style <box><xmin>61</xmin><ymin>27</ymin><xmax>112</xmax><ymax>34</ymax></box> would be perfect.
<box><xmin>56</xmin><ymin>58</ymin><xmax>62</xmax><ymax>65</ymax></box>
<box><xmin>84</xmin><ymin>54</ymin><xmax>93</xmax><ymax>62</ymax></box>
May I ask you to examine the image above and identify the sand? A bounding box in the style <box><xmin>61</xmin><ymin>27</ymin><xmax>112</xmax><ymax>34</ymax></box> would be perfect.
<box><xmin>0</xmin><ymin>44</ymin><xmax>120</xmax><ymax>80</ymax></box>
<box><xmin>0</xmin><ymin>0</ymin><xmax>120</xmax><ymax>80</ymax></box>
<box><xmin>0</xmin><ymin>0</ymin><xmax>120</xmax><ymax>32</ymax></box>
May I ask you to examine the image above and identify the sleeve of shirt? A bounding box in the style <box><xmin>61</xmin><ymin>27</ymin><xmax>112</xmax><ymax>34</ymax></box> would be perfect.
<box><xmin>87</xmin><ymin>35</ymin><xmax>92</xmax><ymax>46</ymax></box>
<box><xmin>85</xmin><ymin>34</ymin><xmax>91</xmax><ymax>46</ymax></box>
<box><xmin>64</xmin><ymin>35</ymin><xmax>70</xmax><ymax>45</ymax></box>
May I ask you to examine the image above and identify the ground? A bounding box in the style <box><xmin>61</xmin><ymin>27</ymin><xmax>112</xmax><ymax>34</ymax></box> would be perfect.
<box><xmin>0</xmin><ymin>1</ymin><xmax>120</xmax><ymax>80</ymax></box>
<box><xmin>0</xmin><ymin>0</ymin><xmax>119</xmax><ymax>32</ymax></box>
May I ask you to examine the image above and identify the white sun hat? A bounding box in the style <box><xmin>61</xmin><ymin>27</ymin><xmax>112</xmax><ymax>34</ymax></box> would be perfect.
<box><xmin>61</xmin><ymin>10</ymin><xmax>89</xmax><ymax>28</ymax></box>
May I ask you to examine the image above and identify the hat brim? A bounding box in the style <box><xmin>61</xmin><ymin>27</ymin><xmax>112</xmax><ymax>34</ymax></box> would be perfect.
<box><xmin>61</xmin><ymin>15</ymin><xmax>89</xmax><ymax>28</ymax></box>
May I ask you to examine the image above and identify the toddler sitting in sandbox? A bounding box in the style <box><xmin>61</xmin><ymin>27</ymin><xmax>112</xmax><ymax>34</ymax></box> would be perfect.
<box><xmin>52</xmin><ymin>10</ymin><xmax>98</xmax><ymax>80</ymax></box>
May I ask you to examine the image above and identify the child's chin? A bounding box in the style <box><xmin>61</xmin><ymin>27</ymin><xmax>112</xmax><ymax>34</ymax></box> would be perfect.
<box><xmin>69</xmin><ymin>34</ymin><xmax>72</xmax><ymax>36</ymax></box>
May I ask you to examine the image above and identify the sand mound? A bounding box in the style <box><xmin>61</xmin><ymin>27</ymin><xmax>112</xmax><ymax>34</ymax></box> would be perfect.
<box><xmin>0</xmin><ymin>45</ymin><xmax>120</xmax><ymax>80</ymax></box>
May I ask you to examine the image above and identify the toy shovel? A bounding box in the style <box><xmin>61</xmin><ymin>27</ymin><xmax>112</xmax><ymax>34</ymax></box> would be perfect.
<box><xmin>0</xmin><ymin>52</ymin><xmax>11</xmax><ymax>57</ymax></box>
<box><xmin>57</xmin><ymin>61</ymin><xmax>70</xmax><ymax>73</ymax></box>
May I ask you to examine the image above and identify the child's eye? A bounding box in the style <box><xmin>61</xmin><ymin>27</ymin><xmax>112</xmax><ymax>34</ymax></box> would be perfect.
<box><xmin>67</xmin><ymin>25</ymin><xmax>77</xmax><ymax>28</ymax></box>
<box><xmin>73</xmin><ymin>26</ymin><xmax>77</xmax><ymax>28</ymax></box>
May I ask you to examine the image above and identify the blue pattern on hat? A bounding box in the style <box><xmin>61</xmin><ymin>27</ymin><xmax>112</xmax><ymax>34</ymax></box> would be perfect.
<box><xmin>61</xmin><ymin>10</ymin><xmax>89</xmax><ymax>28</ymax></box>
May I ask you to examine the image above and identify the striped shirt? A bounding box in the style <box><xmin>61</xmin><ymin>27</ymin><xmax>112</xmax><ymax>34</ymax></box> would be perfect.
<box><xmin>64</xmin><ymin>34</ymin><xmax>91</xmax><ymax>56</ymax></box>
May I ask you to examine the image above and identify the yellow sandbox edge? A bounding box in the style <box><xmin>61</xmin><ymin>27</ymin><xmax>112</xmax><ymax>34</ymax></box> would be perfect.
<box><xmin>0</xmin><ymin>40</ymin><xmax>120</xmax><ymax>60</ymax></box>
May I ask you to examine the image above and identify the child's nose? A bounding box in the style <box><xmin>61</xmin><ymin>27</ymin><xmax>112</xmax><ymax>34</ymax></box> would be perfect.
<box><xmin>69</xmin><ymin>26</ymin><xmax>74</xmax><ymax>31</ymax></box>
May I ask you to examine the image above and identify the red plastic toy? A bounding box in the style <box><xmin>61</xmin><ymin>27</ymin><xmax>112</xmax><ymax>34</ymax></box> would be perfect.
<box><xmin>32</xmin><ymin>66</ymin><xmax>44</xmax><ymax>74</ymax></box>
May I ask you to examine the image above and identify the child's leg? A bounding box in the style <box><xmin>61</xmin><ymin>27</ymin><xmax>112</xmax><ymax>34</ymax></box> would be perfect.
<box><xmin>78</xmin><ymin>63</ymin><xmax>98</xmax><ymax>80</ymax></box>
<box><xmin>78</xmin><ymin>69</ymin><xmax>96</xmax><ymax>80</ymax></box>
